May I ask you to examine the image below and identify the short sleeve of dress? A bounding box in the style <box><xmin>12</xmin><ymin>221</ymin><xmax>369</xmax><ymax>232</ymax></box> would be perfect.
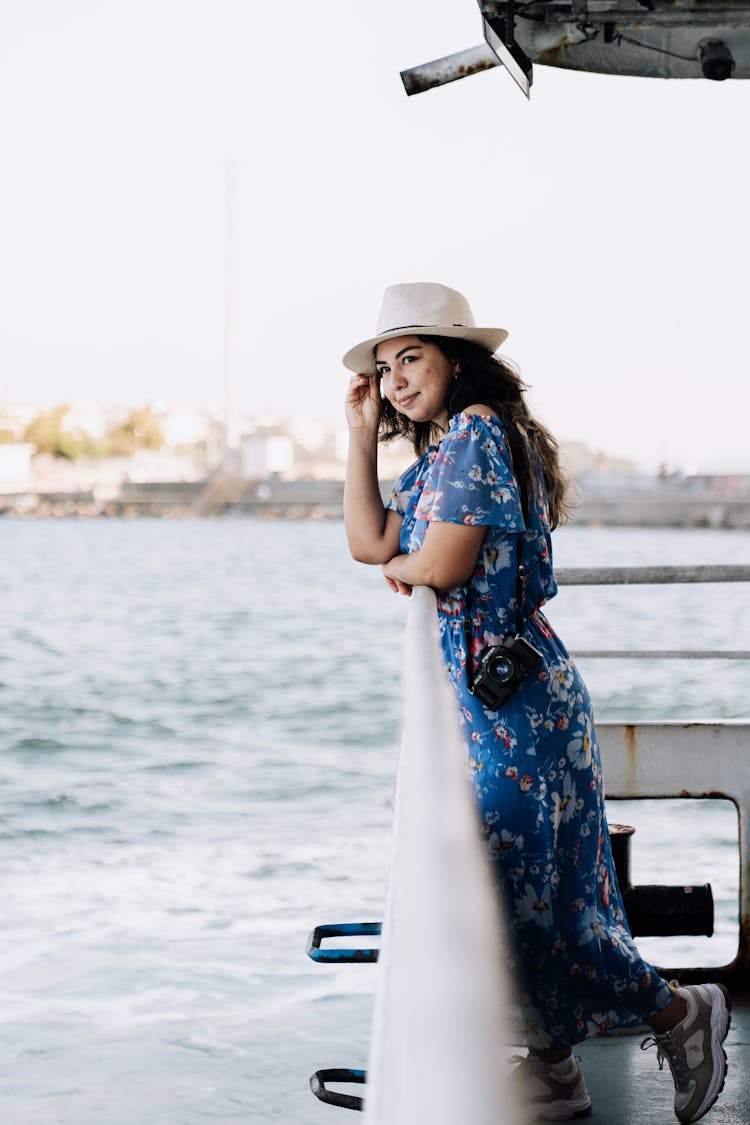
<box><xmin>415</xmin><ymin>412</ymin><xmax>526</xmax><ymax>529</ymax></box>
<box><xmin>384</xmin><ymin>456</ymin><xmax>423</xmax><ymax>517</ymax></box>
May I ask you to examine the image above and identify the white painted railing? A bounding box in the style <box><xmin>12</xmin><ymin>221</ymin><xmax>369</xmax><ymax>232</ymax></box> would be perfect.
<box><xmin>363</xmin><ymin>587</ymin><xmax>519</xmax><ymax>1125</ymax></box>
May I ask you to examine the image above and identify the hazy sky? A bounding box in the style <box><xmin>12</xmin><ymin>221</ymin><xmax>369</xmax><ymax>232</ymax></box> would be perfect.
<box><xmin>1</xmin><ymin>0</ymin><xmax>748</xmax><ymax>470</ymax></box>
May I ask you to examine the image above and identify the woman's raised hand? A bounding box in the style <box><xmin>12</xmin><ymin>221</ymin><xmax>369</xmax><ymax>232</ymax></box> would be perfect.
<box><xmin>345</xmin><ymin>373</ymin><xmax>383</xmax><ymax>435</ymax></box>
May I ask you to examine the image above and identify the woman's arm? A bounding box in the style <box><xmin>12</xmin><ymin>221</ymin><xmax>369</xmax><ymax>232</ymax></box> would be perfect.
<box><xmin>381</xmin><ymin>406</ymin><xmax>503</xmax><ymax>594</ymax></box>
<box><xmin>382</xmin><ymin>521</ymin><xmax>486</xmax><ymax>594</ymax></box>
<box><xmin>343</xmin><ymin>373</ymin><xmax>403</xmax><ymax>564</ymax></box>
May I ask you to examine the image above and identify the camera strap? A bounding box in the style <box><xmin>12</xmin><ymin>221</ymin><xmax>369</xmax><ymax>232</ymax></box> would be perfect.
<box><xmin>463</xmin><ymin>565</ymin><xmax>527</xmax><ymax>692</ymax></box>
<box><xmin>463</xmin><ymin>418</ymin><xmax>530</xmax><ymax>693</ymax></box>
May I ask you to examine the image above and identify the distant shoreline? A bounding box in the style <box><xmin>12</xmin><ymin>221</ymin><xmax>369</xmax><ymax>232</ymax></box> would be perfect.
<box><xmin>2</xmin><ymin>479</ymin><xmax>750</xmax><ymax>529</ymax></box>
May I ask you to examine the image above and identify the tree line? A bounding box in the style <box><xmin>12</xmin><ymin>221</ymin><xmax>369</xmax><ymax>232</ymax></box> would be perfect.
<box><xmin>2</xmin><ymin>405</ymin><xmax>166</xmax><ymax>459</ymax></box>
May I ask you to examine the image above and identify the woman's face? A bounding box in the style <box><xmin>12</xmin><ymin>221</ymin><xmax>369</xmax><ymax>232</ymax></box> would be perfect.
<box><xmin>374</xmin><ymin>335</ymin><xmax>454</xmax><ymax>428</ymax></box>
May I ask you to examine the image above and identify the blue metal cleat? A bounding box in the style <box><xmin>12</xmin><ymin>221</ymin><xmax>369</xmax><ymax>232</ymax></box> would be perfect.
<box><xmin>305</xmin><ymin>921</ymin><xmax>381</xmax><ymax>963</ymax></box>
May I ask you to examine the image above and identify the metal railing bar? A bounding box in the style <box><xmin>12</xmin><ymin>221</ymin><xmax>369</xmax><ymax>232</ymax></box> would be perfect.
<box><xmin>556</xmin><ymin>565</ymin><xmax>750</xmax><ymax>586</ymax></box>
<box><xmin>572</xmin><ymin>650</ymin><xmax>750</xmax><ymax>660</ymax></box>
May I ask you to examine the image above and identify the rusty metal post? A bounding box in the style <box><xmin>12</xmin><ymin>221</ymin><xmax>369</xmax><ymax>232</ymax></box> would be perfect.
<box><xmin>400</xmin><ymin>45</ymin><xmax>501</xmax><ymax>96</ymax></box>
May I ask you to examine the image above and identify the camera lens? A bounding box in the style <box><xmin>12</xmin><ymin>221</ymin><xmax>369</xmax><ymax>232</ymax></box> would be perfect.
<box><xmin>490</xmin><ymin>656</ymin><xmax>516</xmax><ymax>683</ymax></box>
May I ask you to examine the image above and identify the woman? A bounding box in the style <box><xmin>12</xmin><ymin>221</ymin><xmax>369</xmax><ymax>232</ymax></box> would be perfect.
<box><xmin>342</xmin><ymin>282</ymin><xmax>731</xmax><ymax>1124</ymax></box>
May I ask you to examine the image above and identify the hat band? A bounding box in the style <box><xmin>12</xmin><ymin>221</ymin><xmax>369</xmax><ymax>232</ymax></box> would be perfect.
<box><xmin>377</xmin><ymin>322</ymin><xmax>468</xmax><ymax>336</ymax></box>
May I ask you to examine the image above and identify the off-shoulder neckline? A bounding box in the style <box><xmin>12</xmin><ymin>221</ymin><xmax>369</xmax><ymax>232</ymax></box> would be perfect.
<box><xmin>424</xmin><ymin>410</ymin><xmax>504</xmax><ymax>457</ymax></box>
<box><xmin>450</xmin><ymin>409</ymin><xmax>502</xmax><ymax>426</ymax></box>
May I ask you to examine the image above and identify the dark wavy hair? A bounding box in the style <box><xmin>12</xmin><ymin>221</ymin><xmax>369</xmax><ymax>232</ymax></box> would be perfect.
<box><xmin>378</xmin><ymin>335</ymin><xmax>570</xmax><ymax>528</ymax></box>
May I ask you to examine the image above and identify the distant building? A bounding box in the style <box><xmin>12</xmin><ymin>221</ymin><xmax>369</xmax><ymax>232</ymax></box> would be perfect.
<box><xmin>0</xmin><ymin>402</ymin><xmax>38</xmax><ymax>441</ymax></box>
<box><xmin>685</xmin><ymin>472</ymin><xmax>750</xmax><ymax>497</ymax></box>
<box><xmin>159</xmin><ymin>407</ymin><xmax>214</xmax><ymax>447</ymax></box>
<box><xmin>560</xmin><ymin>440</ymin><xmax>640</xmax><ymax>478</ymax></box>
<box><xmin>127</xmin><ymin>448</ymin><xmax>206</xmax><ymax>483</ymax></box>
<box><xmin>0</xmin><ymin>443</ymin><xmax>34</xmax><ymax>490</ymax></box>
<box><xmin>240</xmin><ymin>434</ymin><xmax>295</xmax><ymax>479</ymax></box>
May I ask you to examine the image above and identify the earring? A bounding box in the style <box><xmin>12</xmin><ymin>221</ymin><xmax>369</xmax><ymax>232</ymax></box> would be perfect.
<box><xmin>453</xmin><ymin>366</ymin><xmax>461</xmax><ymax>381</ymax></box>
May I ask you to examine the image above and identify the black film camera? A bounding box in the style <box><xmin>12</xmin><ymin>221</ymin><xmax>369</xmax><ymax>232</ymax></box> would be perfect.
<box><xmin>471</xmin><ymin>634</ymin><xmax>542</xmax><ymax>710</ymax></box>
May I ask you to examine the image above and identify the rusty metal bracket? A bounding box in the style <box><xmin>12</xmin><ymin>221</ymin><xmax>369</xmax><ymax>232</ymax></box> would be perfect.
<box><xmin>483</xmin><ymin>11</ymin><xmax>535</xmax><ymax>95</ymax></box>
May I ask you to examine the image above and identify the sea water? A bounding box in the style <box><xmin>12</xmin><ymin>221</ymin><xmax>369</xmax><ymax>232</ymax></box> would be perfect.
<box><xmin>1</xmin><ymin>519</ymin><xmax>749</xmax><ymax>1124</ymax></box>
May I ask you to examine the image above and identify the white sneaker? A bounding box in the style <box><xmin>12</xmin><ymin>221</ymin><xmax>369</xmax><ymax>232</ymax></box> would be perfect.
<box><xmin>641</xmin><ymin>983</ymin><xmax>732</xmax><ymax>1123</ymax></box>
<box><xmin>509</xmin><ymin>1053</ymin><xmax>592</xmax><ymax>1121</ymax></box>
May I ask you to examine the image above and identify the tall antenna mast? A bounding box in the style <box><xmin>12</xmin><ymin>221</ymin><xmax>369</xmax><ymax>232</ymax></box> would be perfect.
<box><xmin>223</xmin><ymin>161</ymin><xmax>236</xmax><ymax>468</ymax></box>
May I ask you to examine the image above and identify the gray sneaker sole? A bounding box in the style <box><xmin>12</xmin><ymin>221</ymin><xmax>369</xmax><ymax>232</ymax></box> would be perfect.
<box><xmin>531</xmin><ymin>1096</ymin><xmax>593</xmax><ymax>1121</ymax></box>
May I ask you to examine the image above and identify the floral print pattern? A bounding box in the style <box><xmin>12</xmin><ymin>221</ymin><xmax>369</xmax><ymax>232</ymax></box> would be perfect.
<box><xmin>386</xmin><ymin>411</ymin><xmax>672</xmax><ymax>1048</ymax></box>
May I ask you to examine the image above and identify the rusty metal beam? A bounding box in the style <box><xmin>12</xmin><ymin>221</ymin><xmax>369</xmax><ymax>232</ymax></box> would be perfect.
<box><xmin>400</xmin><ymin>44</ymin><xmax>501</xmax><ymax>96</ymax></box>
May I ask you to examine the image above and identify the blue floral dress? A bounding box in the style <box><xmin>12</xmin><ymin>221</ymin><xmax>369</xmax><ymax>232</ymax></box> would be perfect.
<box><xmin>386</xmin><ymin>411</ymin><xmax>672</xmax><ymax>1049</ymax></box>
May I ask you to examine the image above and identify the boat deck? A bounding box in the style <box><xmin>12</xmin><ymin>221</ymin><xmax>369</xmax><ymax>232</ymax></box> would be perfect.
<box><xmin>573</xmin><ymin>996</ymin><xmax>749</xmax><ymax>1123</ymax></box>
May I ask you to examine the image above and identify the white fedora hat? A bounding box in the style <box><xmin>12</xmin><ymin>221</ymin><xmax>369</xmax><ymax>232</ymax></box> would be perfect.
<box><xmin>342</xmin><ymin>282</ymin><xmax>508</xmax><ymax>374</ymax></box>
